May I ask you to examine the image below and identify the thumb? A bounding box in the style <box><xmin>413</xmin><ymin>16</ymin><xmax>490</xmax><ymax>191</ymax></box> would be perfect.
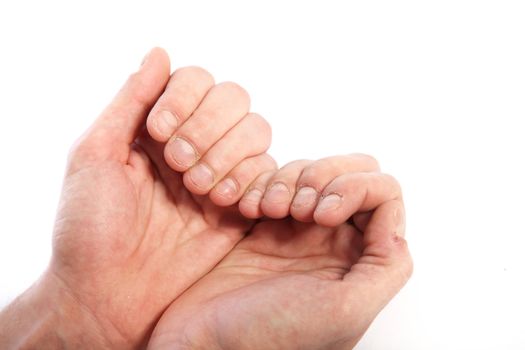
<box><xmin>69</xmin><ymin>47</ymin><xmax>171</xmax><ymax>170</ymax></box>
<box><xmin>342</xmin><ymin>199</ymin><xmax>413</xmax><ymax>314</ymax></box>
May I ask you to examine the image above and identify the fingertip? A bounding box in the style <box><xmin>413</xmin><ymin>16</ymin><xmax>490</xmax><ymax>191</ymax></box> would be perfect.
<box><xmin>289</xmin><ymin>210</ymin><xmax>315</xmax><ymax>223</ymax></box>
<box><xmin>163</xmin><ymin>137</ymin><xmax>198</xmax><ymax>172</ymax></box>
<box><xmin>260</xmin><ymin>202</ymin><xmax>290</xmax><ymax>219</ymax></box>
<box><xmin>289</xmin><ymin>186</ymin><xmax>319</xmax><ymax>222</ymax></box>
<box><xmin>312</xmin><ymin>210</ymin><xmax>343</xmax><ymax>227</ymax></box>
<box><xmin>209</xmin><ymin>178</ymin><xmax>240</xmax><ymax>207</ymax></box>
<box><xmin>260</xmin><ymin>182</ymin><xmax>292</xmax><ymax>219</ymax></box>
<box><xmin>182</xmin><ymin>163</ymin><xmax>214</xmax><ymax>196</ymax></box>
<box><xmin>313</xmin><ymin>193</ymin><xmax>346</xmax><ymax>227</ymax></box>
<box><xmin>239</xmin><ymin>189</ymin><xmax>264</xmax><ymax>219</ymax></box>
<box><xmin>215</xmin><ymin>81</ymin><xmax>251</xmax><ymax>110</ymax></box>
<box><xmin>163</xmin><ymin>141</ymin><xmax>181</xmax><ymax>172</ymax></box>
<box><xmin>146</xmin><ymin>111</ymin><xmax>176</xmax><ymax>143</ymax></box>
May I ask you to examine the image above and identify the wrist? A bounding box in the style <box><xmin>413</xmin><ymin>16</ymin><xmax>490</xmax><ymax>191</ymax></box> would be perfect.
<box><xmin>0</xmin><ymin>270</ymin><xmax>111</xmax><ymax>349</ymax></box>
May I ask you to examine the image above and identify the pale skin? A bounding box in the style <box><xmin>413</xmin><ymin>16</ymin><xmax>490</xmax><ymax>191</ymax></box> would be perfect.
<box><xmin>0</xmin><ymin>48</ymin><xmax>413</xmax><ymax>349</ymax></box>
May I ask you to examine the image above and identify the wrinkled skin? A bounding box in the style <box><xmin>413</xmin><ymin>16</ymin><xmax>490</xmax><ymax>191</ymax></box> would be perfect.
<box><xmin>47</xmin><ymin>49</ymin><xmax>261</xmax><ymax>348</ymax></box>
<box><xmin>150</xmin><ymin>194</ymin><xmax>412</xmax><ymax>349</ymax></box>
<box><xmin>51</xmin><ymin>132</ymin><xmax>256</xmax><ymax>347</ymax></box>
<box><xmin>0</xmin><ymin>48</ymin><xmax>412</xmax><ymax>350</ymax></box>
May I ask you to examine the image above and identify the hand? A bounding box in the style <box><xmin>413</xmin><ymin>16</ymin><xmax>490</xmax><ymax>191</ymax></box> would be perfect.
<box><xmin>149</xmin><ymin>155</ymin><xmax>413</xmax><ymax>349</ymax></box>
<box><xmin>0</xmin><ymin>48</ymin><xmax>274</xmax><ymax>348</ymax></box>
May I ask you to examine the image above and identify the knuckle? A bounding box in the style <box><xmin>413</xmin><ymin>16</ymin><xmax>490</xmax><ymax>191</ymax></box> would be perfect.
<box><xmin>247</xmin><ymin>113</ymin><xmax>272</xmax><ymax>150</ymax></box>
<box><xmin>247</xmin><ymin>113</ymin><xmax>269</xmax><ymax>129</ymax></box>
<box><xmin>259</xmin><ymin>119</ymin><xmax>272</xmax><ymax>142</ymax></box>
<box><xmin>297</xmin><ymin>164</ymin><xmax>321</xmax><ymax>185</ymax></box>
<box><xmin>349</xmin><ymin>153</ymin><xmax>380</xmax><ymax>169</ymax></box>
<box><xmin>282</xmin><ymin>159</ymin><xmax>312</xmax><ymax>170</ymax></box>
<box><xmin>301</xmin><ymin>160</ymin><xmax>325</xmax><ymax>177</ymax></box>
<box><xmin>166</xmin><ymin>97</ymin><xmax>189</xmax><ymax>120</ymax></box>
<box><xmin>173</xmin><ymin>66</ymin><xmax>215</xmax><ymax>84</ymax></box>
<box><xmin>214</xmin><ymin>145</ymin><xmax>247</xmax><ymax>173</ymax></box>
<box><xmin>383</xmin><ymin>173</ymin><xmax>403</xmax><ymax>196</ymax></box>
<box><xmin>234</xmin><ymin>157</ymin><xmax>263</xmax><ymax>185</ymax></box>
<box><xmin>250</xmin><ymin>170</ymin><xmax>277</xmax><ymax>190</ymax></box>
<box><xmin>240</xmin><ymin>154</ymin><xmax>277</xmax><ymax>180</ymax></box>
<box><xmin>177</xmin><ymin>118</ymin><xmax>207</xmax><ymax>145</ymax></box>
<box><xmin>260</xmin><ymin>153</ymin><xmax>278</xmax><ymax>170</ymax></box>
<box><xmin>233</xmin><ymin>161</ymin><xmax>258</xmax><ymax>185</ymax></box>
<box><xmin>158</xmin><ymin>82</ymin><xmax>201</xmax><ymax>119</ymax></box>
<box><xmin>297</xmin><ymin>159</ymin><xmax>334</xmax><ymax>188</ymax></box>
<box><xmin>269</xmin><ymin>160</ymin><xmax>312</xmax><ymax>187</ymax></box>
<box><xmin>216</xmin><ymin>81</ymin><xmax>250</xmax><ymax>104</ymax></box>
<box><xmin>237</xmin><ymin>154</ymin><xmax>277</xmax><ymax>180</ymax></box>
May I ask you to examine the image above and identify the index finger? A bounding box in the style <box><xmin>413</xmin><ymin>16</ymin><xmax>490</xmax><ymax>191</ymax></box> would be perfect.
<box><xmin>313</xmin><ymin>172</ymin><xmax>402</xmax><ymax>227</ymax></box>
<box><xmin>146</xmin><ymin>66</ymin><xmax>215</xmax><ymax>142</ymax></box>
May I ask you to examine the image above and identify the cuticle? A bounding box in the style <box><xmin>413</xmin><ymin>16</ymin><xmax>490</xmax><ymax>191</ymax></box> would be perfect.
<box><xmin>320</xmin><ymin>192</ymin><xmax>344</xmax><ymax>200</ymax></box>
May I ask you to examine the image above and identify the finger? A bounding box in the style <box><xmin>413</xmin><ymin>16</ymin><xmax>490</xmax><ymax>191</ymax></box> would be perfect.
<box><xmin>313</xmin><ymin>172</ymin><xmax>402</xmax><ymax>227</ymax></box>
<box><xmin>164</xmin><ymin>82</ymin><xmax>250</xmax><ymax>172</ymax></box>
<box><xmin>259</xmin><ymin>160</ymin><xmax>314</xmax><ymax>219</ymax></box>
<box><xmin>239</xmin><ymin>170</ymin><xmax>277</xmax><ymax>219</ymax></box>
<box><xmin>351</xmin><ymin>211</ymin><xmax>373</xmax><ymax>233</ymax></box>
<box><xmin>146</xmin><ymin>66</ymin><xmax>215</xmax><ymax>142</ymax></box>
<box><xmin>70</xmin><ymin>48</ymin><xmax>171</xmax><ymax>170</ymax></box>
<box><xmin>290</xmin><ymin>154</ymin><xmax>380</xmax><ymax>222</ymax></box>
<box><xmin>183</xmin><ymin>113</ymin><xmax>271</xmax><ymax>194</ymax></box>
<box><xmin>340</xmin><ymin>200</ymin><xmax>412</xmax><ymax>315</ymax></box>
<box><xmin>210</xmin><ymin>153</ymin><xmax>277</xmax><ymax>207</ymax></box>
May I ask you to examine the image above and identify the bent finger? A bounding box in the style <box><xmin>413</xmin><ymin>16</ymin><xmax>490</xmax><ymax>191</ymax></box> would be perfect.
<box><xmin>291</xmin><ymin>154</ymin><xmax>380</xmax><ymax>222</ymax></box>
<box><xmin>239</xmin><ymin>170</ymin><xmax>277</xmax><ymax>219</ymax></box>
<box><xmin>340</xmin><ymin>200</ymin><xmax>412</xmax><ymax>314</ymax></box>
<box><xmin>210</xmin><ymin>153</ymin><xmax>278</xmax><ymax>207</ymax></box>
<box><xmin>313</xmin><ymin>172</ymin><xmax>402</xmax><ymax>227</ymax></box>
<box><xmin>146</xmin><ymin>66</ymin><xmax>215</xmax><ymax>142</ymax></box>
<box><xmin>183</xmin><ymin>113</ymin><xmax>271</xmax><ymax>195</ymax></box>
<box><xmin>259</xmin><ymin>160</ymin><xmax>314</xmax><ymax>219</ymax></box>
<box><xmin>164</xmin><ymin>82</ymin><xmax>250</xmax><ymax>172</ymax></box>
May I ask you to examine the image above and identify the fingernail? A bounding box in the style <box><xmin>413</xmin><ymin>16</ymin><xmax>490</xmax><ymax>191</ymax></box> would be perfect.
<box><xmin>155</xmin><ymin>111</ymin><xmax>178</xmax><ymax>138</ymax></box>
<box><xmin>292</xmin><ymin>187</ymin><xmax>318</xmax><ymax>208</ymax></box>
<box><xmin>243</xmin><ymin>189</ymin><xmax>263</xmax><ymax>204</ymax></box>
<box><xmin>316</xmin><ymin>193</ymin><xmax>343</xmax><ymax>212</ymax></box>
<box><xmin>264</xmin><ymin>182</ymin><xmax>290</xmax><ymax>203</ymax></box>
<box><xmin>167</xmin><ymin>138</ymin><xmax>197</xmax><ymax>169</ymax></box>
<box><xmin>215</xmin><ymin>178</ymin><xmax>238</xmax><ymax>198</ymax></box>
<box><xmin>189</xmin><ymin>163</ymin><xmax>214</xmax><ymax>189</ymax></box>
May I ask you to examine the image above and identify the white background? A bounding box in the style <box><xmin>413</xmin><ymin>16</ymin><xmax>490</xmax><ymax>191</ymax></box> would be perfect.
<box><xmin>1</xmin><ymin>1</ymin><xmax>524</xmax><ymax>349</ymax></box>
